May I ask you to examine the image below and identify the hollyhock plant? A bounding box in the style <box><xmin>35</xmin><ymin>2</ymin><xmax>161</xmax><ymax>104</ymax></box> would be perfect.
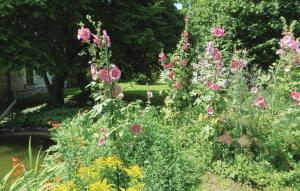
<box><xmin>102</xmin><ymin>30</ymin><xmax>111</xmax><ymax>48</ymax></box>
<box><xmin>254</xmin><ymin>96</ymin><xmax>268</xmax><ymax>108</ymax></box>
<box><xmin>109</xmin><ymin>65</ymin><xmax>121</xmax><ymax>80</ymax></box>
<box><xmin>207</xmin><ymin>107</ymin><xmax>214</xmax><ymax>115</ymax></box>
<box><xmin>206</xmin><ymin>41</ymin><xmax>214</xmax><ymax>57</ymax></box>
<box><xmin>290</xmin><ymin>91</ymin><xmax>300</xmax><ymax>101</ymax></box>
<box><xmin>207</xmin><ymin>81</ymin><xmax>219</xmax><ymax>91</ymax></box>
<box><xmin>91</xmin><ymin>64</ymin><xmax>98</xmax><ymax>81</ymax></box>
<box><xmin>175</xmin><ymin>82</ymin><xmax>183</xmax><ymax>90</ymax></box>
<box><xmin>211</xmin><ymin>27</ymin><xmax>225</xmax><ymax>37</ymax></box>
<box><xmin>99</xmin><ymin>68</ymin><xmax>109</xmax><ymax>82</ymax></box>
<box><xmin>168</xmin><ymin>71</ymin><xmax>174</xmax><ymax>79</ymax></box>
<box><xmin>77</xmin><ymin>27</ymin><xmax>91</xmax><ymax>42</ymax></box>
<box><xmin>159</xmin><ymin>52</ymin><xmax>167</xmax><ymax>62</ymax></box>
<box><xmin>230</xmin><ymin>59</ymin><xmax>242</xmax><ymax>73</ymax></box>
<box><xmin>92</xmin><ymin>34</ymin><xmax>102</xmax><ymax>48</ymax></box>
<box><xmin>163</xmin><ymin>63</ymin><xmax>173</xmax><ymax>70</ymax></box>
<box><xmin>181</xmin><ymin>59</ymin><xmax>187</xmax><ymax>67</ymax></box>
<box><xmin>250</xmin><ymin>87</ymin><xmax>258</xmax><ymax>94</ymax></box>
<box><xmin>216</xmin><ymin>61</ymin><xmax>224</xmax><ymax>70</ymax></box>
<box><xmin>213</xmin><ymin>48</ymin><xmax>222</xmax><ymax>61</ymax></box>
<box><xmin>131</xmin><ymin>124</ymin><xmax>142</xmax><ymax>135</ymax></box>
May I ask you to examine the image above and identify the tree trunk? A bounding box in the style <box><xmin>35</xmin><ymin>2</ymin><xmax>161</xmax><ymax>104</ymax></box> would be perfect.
<box><xmin>43</xmin><ymin>72</ymin><xmax>65</xmax><ymax>106</ymax></box>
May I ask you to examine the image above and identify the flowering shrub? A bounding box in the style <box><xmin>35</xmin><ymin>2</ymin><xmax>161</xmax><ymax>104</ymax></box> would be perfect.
<box><xmin>52</xmin><ymin>156</ymin><xmax>144</xmax><ymax>191</ymax></box>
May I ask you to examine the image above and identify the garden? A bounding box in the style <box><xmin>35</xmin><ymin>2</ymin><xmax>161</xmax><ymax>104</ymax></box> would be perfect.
<box><xmin>0</xmin><ymin>1</ymin><xmax>300</xmax><ymax>191</ymax></box>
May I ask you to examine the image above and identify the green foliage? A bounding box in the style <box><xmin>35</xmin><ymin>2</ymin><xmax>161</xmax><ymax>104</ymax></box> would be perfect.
<box><xmin>180</xmin><ymin>0</ymin><xmax>300</xmax><ymax>68</ymax></box>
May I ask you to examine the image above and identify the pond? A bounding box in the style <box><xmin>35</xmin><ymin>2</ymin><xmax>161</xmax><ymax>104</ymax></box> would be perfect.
<box><xmin>0</xmin><ymin>136</ymin><xmax>52</xmax><ymax>179</ymax></box>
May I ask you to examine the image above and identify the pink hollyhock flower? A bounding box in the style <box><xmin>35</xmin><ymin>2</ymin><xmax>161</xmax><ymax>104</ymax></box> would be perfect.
<box><xmin>98</xmin><ymin>128</ymin><xmax>106</xmax><ymax>147</ymax></box>
<box><xmin>147</xmin><ymin>90</ymin><xmax>153</xmax><ymax>99</ymax></box>
<box><xmin>250</xmin><ymin>87</ymin><xmax>258</xmax><ymax>94</ymax></box>
<box><xmin>159</xmin><ymin>52</ymin><xmax>167</xmax><ymax>62</ymax></box>
<box><xmin>163</xmin><ymin>63</ymin><xmax>173</xmax><ymax>70</ymax></box>
<box><xmin>288</xmin><ymin>39</ymin><xmax>300</xmax><ymax>51</ymax></box>
<box><xmin>99</xmin><ymin>68</ymin><xmax>110</xmax><ymax>82</ymax></box>
<box><xmin>131</xmin><ymin>124</ymin><xmax>142</xmax><ymax>135</ymax></box>
<box><xmin>92</xmin><ymin>34</ymin><xmax>102</xmax><ymax>48</ymax></box>
<box><xmin>102</xmin><ymin>30</ymin><xmax>111</xmax><ymax>48</ymax></box>
<box><xmin>168</xmin><ymin>71</ymin><xmax>174</xmax><ymax>79</ymax></box>
<box><xmin>175</xmin><ymin>82</ymin><xmax>182</xmax><ymax>90</ymax></box>
<box><xmin>77</xmin><ymin>27</ymin><xmax>91</xmax><ymax>42</ymax></box>
<box><xmin>90</xmin><ymin>64</ymin><xmax>98</xmax><ymax>81</ymax></box>
<box><xmin>216</xmin><ymin>61</ymin><xmax>224</xmax><ymax>70</ymax></box>
<box><xmin>230</xmin><ymin>59</ymin><xmax>241</xmax><ymax>72</ymax></box>
<box><xmin>290</xmin><ymin>91</ymin><xmax>300</xmax><ymax>101</ymax></box>
<box><xmin>207</xmin><ymin>81</ymin><xmax>219</xmax><ymax>91</ymax></box>
<box><xmin>280</xmin><ymin>35</ymin><xmax>293</xmax><ymax>48</ymax></box>
<box><xmin>109</xmin><ymin>65</ymin><xmax>121</xmax><ymax>80</ymax></box>
<box><xmin>181</xmin><ymin>43</ymin><xmax>189</xmax><ymax>51</ymax></box>
<box><xmin>211</xmin><ymin>27</ymin><xmax>225</xmax><ymax>37</ymax></box>
<box><xmin>206</xmin><ymin>41</ymin><xmax>214</xmax><ymax>56</ymax></box>
<box><xmin>207</xmin><ymin>107</ymin><xmax>214</xmax><ymax>115</ymax></box>
<box><xmin>219</xmin><ymin>132</ymin><xmax>232</xmax><ymax>145</ymax></box>
<box><xmin>181</xmin><ymin>59</ymin><xmax>187</xmax><ymax>67</ymax></box>
<box><xmin>254</xmin><ymin>96</ymin><xmax>267</xmax><ymax>108</ymax></box>
<box><xmin>213</xmin><ymin>48</ymin><xmax>222</xmax><ymax>60</ymax></box>
<box><xmin>182</xmin><ymin>31</ymin><xmax>189</xmax><ymax>39</ymax></box>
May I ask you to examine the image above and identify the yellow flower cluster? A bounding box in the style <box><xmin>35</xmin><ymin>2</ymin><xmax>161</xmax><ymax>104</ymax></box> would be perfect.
<box><xmin>52</xmin><ymin>156</ymin><xmax>144</xmax><ymax>191</ymax></box>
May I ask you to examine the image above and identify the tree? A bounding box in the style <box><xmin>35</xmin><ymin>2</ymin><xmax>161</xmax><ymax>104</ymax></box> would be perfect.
<box><xmin>179</xmin><ymin>0</ymin><xmax>300</xmax><ymax>69</ymax></box>
<box><xmin>0</xmin><ymin>0</ymin><xmax>183</xmax><ymax>105</ymax></box>
<box><xmin>103</xmin><ymin>0</ymin><xmax>184</xmax><ymax>80</ymax></box>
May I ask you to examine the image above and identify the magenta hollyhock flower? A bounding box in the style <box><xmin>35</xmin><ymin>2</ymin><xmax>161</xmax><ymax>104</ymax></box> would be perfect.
<box><xmin>163</xmin><ymin>63</ymin><xmax>173</xmax><ymax>70</ymax></box>
<box><xmin>207</xmin><ymin>81</ymin><xmax>219</xmax><ymax>91</ymax></box>
<box><xmin>90</xmin><ymin>64</ymin><xmax>98</xmax><ymax>81</ymax></box>
<box><xmin>159</xmin><ymin>52</ymin><xmax>167</xmax><ymax>62</ymax></box>
<box><xmin>216</xmin><ymin>61</ymin><xmax>224</xmax><ymax>70</ymax></box>
<box><xmin>211</xmin><ymin>27</ymin><xmax>225</xmax><ymax>37</ymax></box>
<box><xmin>147</xmin><ymin>90</ymin><xmax>153</xmax><ymax>99</ymax></box>
<box><xmin>254</xmin><ymin>96</ymin><xmax>267</xmax><ymax>108</ymax></box>
<box><xmin>109</xmin><ymin>65</ymin><xmax>121</xmax><ymax>80</ymax></box>
<box><xmin>102</xmin><ymin>30</ymin><xmax>111</xmax><ymax>48</ymax></box>
<box><xmin>207</xmin><ymin>107</ymin><xmax>214</xmax><ymax>115</ymax></box>
<box><xmin>288</xmin><ymin>39</ymin><xmax>300</xmax><ymax>51</ymax></box>
<box><xmin>92</xmin><ymin>34</ymin><xmax>102</xmax><ymax>48</ymax></box>
<box><xmin>290</xmin><ymin>91</ymin><xmax>300</xmax><ymax>101</ymax></box>
<box><xmin>98</xmin><ymin>128</ymin><xmax>106</xmax><ymax>147</ymax></box>
<box><xmin>131</xmin><ymin>124</ymin><xmax>142</xmax><ymax>135</ymax></box>
<box><xmin>213</xmin><ymin>48</ymin><xmax>222</xmax><ymax>61</ymax></box>
<box><xmin>77</xmin><ymin>27</ymin><xmax>91</xmax><ymax>42</ymax></box>
<box><xmin>181</xmin><ymin>59</ymin><xmax>187</xmax><ymax>67</ymax></box>
<box><xmin>168</xmin><ymin>71</ymin><xmax>174</xmax><ymax>79</ymax></box>
<box><xmin>175</xmin><ymin>82</ymin><xmax>182</xmax><ymax>90</ymax></box>
<box><xmin>230</xmin><ymin>59</ymin><xmax>241</xmax><ymax>73</ymax></box>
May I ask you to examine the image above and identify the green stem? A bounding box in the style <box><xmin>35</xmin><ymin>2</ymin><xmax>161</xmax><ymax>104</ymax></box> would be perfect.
<box><xmin>105</xmin><ymin>45</ymin><xmax>112</xmax><ymax>99</ymax></box>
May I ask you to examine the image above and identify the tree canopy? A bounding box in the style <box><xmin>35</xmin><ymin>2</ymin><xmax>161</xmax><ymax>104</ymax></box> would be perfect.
<box><xmin>0</xmin><ymin>0</ymin><xmax>183</xmax><ymax>105</ymax></box>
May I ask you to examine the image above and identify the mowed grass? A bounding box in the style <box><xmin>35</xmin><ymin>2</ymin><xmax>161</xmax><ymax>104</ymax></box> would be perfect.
<box><xmin>120</xmin><ymin>82</ymin><xmax>167</xmax><ymax>106</ymax></box>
